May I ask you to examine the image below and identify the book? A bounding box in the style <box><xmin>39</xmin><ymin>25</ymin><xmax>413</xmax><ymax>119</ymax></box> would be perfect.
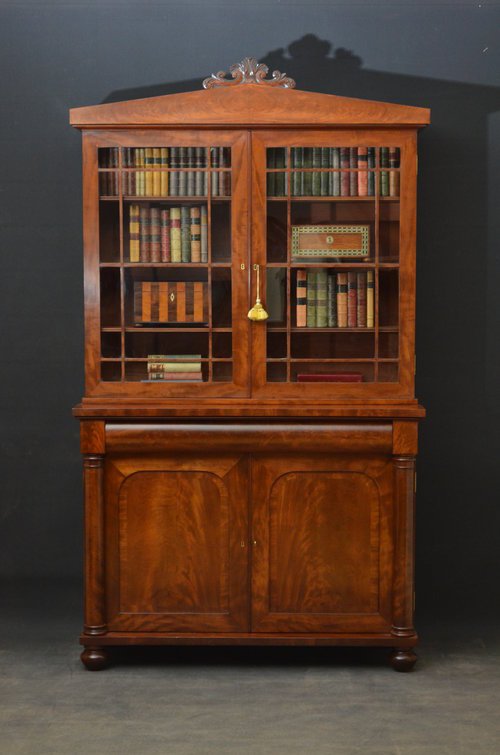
<box><xmin>357</xmin><ymin>272</ymin><xmax>367</xmax><ymax>327</ymax></box>
<box><xmin>297</xmin><ymin>372</ymin><xmax>363</xmax><ymax>382</ymax></box>
<box><xmin>190</xmin><ymin>206</ymin><xmax>201</xmax><ymax>262</ymax></box>
<box><xmin>211</xmin><ymin>147</ymin><xmax>219</xmax><ymax>196</ymax></box>
<box><xmin>145</xmin><ymin>148</ymin><xmax>154</xmax><ymax>196</ymax></box>
<box><xmin>148</xmin><ymin>363</ymin><xmax>202</xmax><ymax>372</ymax></box>
<box><xmin>337</xmin><ymin>272</ymin><xmax>348</xmax><ymax>327</ymax></box>
<box><xmin>170</xmin><ymin>207</ymin><xmax>181</xmax><ymax>262</ymax></box>
<box><xmin>366</xmin><ymin>270</ymin><xmax>375</xmax><ymax>327</ymax></box>
<box><xmin>312</xmin><ymin>147</ymin><xmax>321</xmax><ymax>196</ymax></box>
<box><xmin>306</xmin><ymin>270</ymin><xmax>317</xmax><ymax>327</ymax></box>
<box><xmin>147</xmin><ymin>372</ymin><xmax>203</xmax><ymax>381</ymax></box>
<box><xmin>160</xmin><ymin>148</ymin><xmax>169</xmax><ymax>196</ymax></box>
<box><xmin>347</xmin><ymin>271</ymin><xmax>357</xmax><ymax>328</ymax></box>
<box><xmin>332</xmin><ymin>147</ymin><xmax>340</xmax><ymax>197</ymax></box>
<box><xmin>303</xmin><ymin>147</ymin><xmax>312</xmax><ymax>196</ymax></box>
<box><xmin>129</xmin><ymin>204</ymin><xmax>140</xmax><ymax>262</ymax></box>
<box><xmin>357</xmin><ymin>147</ymin><xmax>368</xmax><ymax>196</ymax></box>
<box><xmin>389</xmin><ymin>147</ymin><xmax>400</xmax><ymax>196</ymax></box>
<box><xmin>292</xmin><ymin>147</ymin><xmax>303</xmax><ymax>197</ymax></box>
<box><xmin>367</xmin><ymin>147</ymin><xmax>375</xmax><ymax>196</ymax></box>
<box><xmin>187</xmin><ymin>147</ymin><xmax>195</xmax><ymax>196</ymax></box>
<box><xmin>296</xmin><ymin>270</ymin><xmax>307</xmax><ymax>327</ymax></box>
<box><xmin>321</xmin><ymin>147</ymin><xmax>329</xmax><ymax>196</ymax></box>
<box><xmin>349</xmin><ymin>147</ymin><xmax>358</xmax><ymax>196</ymax></box>
<box><xmin>340</xmin><ymin>148</ymin><xmax>350</xmax><ymax>196</ymax></box>
<box><xmin>150</xmin><ymin>207</ymin><xmax>161</xmax><ymax>263</ymax></box>
<box><xmin>200</xmin><ymin>205</ymin><xmax>208</xmax><ymax>262</ymax></box>
<box><xmin>137</xmin><ymin>148</ymin><xmax>145</xmax><ymax>197</ymax></box>
<box><xmin>327</xmin><ymin>273</ymin><xmax>337</xmax><ymax>327</ymax></box>
<box><xmin>316</xmin><ymin>270</ymin><xmax>328</xmax><ymax>327</ymax></box>
<box><xmin>195</xmin><ymin>147</ymin><xmax>204</xmax><ymax>196</ymax></box>
<box><xmin>139</xmin><ymin>205</ymin><xmax>150</xmax><ymax>262</ymax></box>
<box><xmin>170</xmin><ymin>147</ymin><xmax>179</xmax><ymax>196</ymax></box>
<box><xmin>152</xmin><ymin>148</ymin><xmax>161</xmax><ymax>196</ymax></box>
<box><xmin>181</xmin><ymin>206</ymin><xmax>191</xmax><ymax>262</ymax></box>
<box><xmin>160</xmin><ymin>209</ymin><xmax>170</xmax><ymax>262</ymax></box>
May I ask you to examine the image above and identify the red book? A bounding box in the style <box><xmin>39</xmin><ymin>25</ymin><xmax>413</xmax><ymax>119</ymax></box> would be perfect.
<box><xmin>357</xmin><ymin>272</ymin><xmax>367</xmax><ymax>327</ymax></box>
<box><xmin>150</xmin><ymin>207</ymin><xmax>161</xmax><ymax>263</ymax></box>
<box><xmin>347</xmin><ymin>272</ymin><xmax>357</xmax><ymax>328</ymax></box>
<box><xmin>357</xmin><ymin>147</ymin><xmax>368</xmax><ymax>196</ymax></box>
<box><xmin>297</xmin><ymin>373</ymin><xmax>363</xmax><ymax>383</ymax></box>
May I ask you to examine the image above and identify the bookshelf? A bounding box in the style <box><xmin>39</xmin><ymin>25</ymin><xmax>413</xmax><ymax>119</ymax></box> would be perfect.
<box><xmin>71</xmin><ymin>58</ymin><xmax>430</xmax><ymax>671</ymax></box>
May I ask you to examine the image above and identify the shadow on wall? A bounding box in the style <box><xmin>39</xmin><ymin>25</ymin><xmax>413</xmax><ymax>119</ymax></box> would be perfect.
<box><xmin>102</xmin><ymin>34</ymin><xmax>500</xmax><ymax>618</ymax></box>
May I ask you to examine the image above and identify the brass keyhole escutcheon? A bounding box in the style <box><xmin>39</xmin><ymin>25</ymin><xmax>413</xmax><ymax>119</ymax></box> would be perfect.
<box><xmin>247</xmin><ymin>264</ymin><xmax>269</xmax><ymax>322</ymax></box>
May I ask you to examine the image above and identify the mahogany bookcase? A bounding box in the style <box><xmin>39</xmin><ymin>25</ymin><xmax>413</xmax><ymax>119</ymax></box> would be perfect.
<box><xmin>70</xmin><ymin>59</ymin><xmax>430</xmax><ymax>671</ymax></box>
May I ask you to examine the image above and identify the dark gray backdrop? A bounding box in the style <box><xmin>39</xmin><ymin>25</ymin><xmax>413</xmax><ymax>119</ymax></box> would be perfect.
<box><xmin>1</xmin><ymin>0</ymin><xmax>499</xmax><ymax>622</ymax></box>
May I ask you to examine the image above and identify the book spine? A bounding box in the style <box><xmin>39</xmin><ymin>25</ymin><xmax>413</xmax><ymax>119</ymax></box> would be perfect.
<box><xmin>303</xmin><ymin>147</ymin><xmax>312</xmax><ymax>196</ymax></box>
<box><xmin>178</xmin><ymin>147</ymin><xmax>187</xmax><ymax>196</ymax></box>
<box><xmin>145</xmin><ymin>148</ymin><xmax>153</xmax><ymax>196</ymax></box>
<box><xmin>211</xmin><ymin>147</ymin><xmax>219</xmax><ymax>196</ymax></box>
<box><xmin>332</xmin><ymin>148</ymin><xmax>340</xmax><ymax>197</ymax></box>
<box><xmin>340</xmin><ymin>148</ymin><xmax>350</xmax><ymax>196</ymax></box>
<box><xmin>128</xmin><ymin>204</ymin><xmax>140</xmax><ymax>262</ymax></box>
<box><xmin>150</xmin><ymin>207</ymin><xmax>161</xmax><ymax>262</ymax></box>
<box><xmin>200</xmin><ymin>205</ymin><xmax>208</xmax><ymax>262</ymax></box>
<box><xmin>389</xmin><ymin>147</ymin><xmax>400</xmax><ymax>196</ymax></box>
<box><xmin>380</xmin><ymin>147</ymin><xmax>389</xmax><ymax>197</ymax></box>
<box><xmin>160</xmin><ymin>209</ymin><xmax>170</xmax><ymax>262</ymax></box>
<box><xmin>169</xmin><ymin>147</ymin><xmax>179</xmax><ymax>196</ymax></box>
<box><xmin>327</xmin><ymin>273</ymin><xmax>337</xmax><ymax>327</ymax></box>
<box><xmin>149</xmin><ymin>362</ymin><xmax>202</xmax><ymax>373</ymax></box>
<box><xmin>160</xmin><ymin>147</ymin><xmax>169</xmax><ymax>196</ymax></box>
<box><xmin>306</xmin><ymin>271</ymin><xmax>317</xmax><ymax>327</ymax></box>
<box><xmin>139</xmin><ymin>206</ymin><xmax>150</xmax><ymax>262</ymax></box>
<box><xmin>367</xmin><ymin>147</ymin><xmax>375</xmax><ymax>196</ymax></box>
<box><xmin>357</xmin><ymin>147</ymin><xmax>368</xmax><ymax>196</ymax></box>
<box><xmin>366</xmin><ymin>270</ymin><xmax>375</xmax><ymax>327</ymax></box>
<box><xmin>186</xmin><ymin>147</ymin><xmax>195</xmax><ymax>196</ymax></box>
<box><xmin>312</xmin><ymin>147</ymin><xmax>321</xmax><ymax>196</ymax></box>
<box><xmin>357</xmin><ymin>272</ymin><xmax>367</xmax><ymax>327</ymax></box>
<box><xmin>292</xmin><ymin>147</ymin><xmax>302</xmax><ymax>197</ymax></box>
<box><xmin>337</xmin><ymin>272</ymin><xmax>348</xmax><ymax>327</ymax></box>
<box><xmin>349</xmin><ymin>147</ymin><xmax>358</xmax><ymax>196</ymax></box>
<box><xmin>316</xmin><ymin>270</ymin><xmax>328</xmax><ymax>327</ymax></box>
<box><xmin>152</xmin><ymin>148</ymin><xmax>161</xmax><ymax>196</ymax></box>
<box><xmin>170</xmin><ymin>207</ymin><xmax>181</xmax><ymax>262</ymax></box>
<box><xmin>148</xmin><ymin>372</ymin><xmax>203</xmax><ymax>381</ymax></box>
<box><xmin>296</xmin><ymin>270</ymin><xmax>307</xmax><ymax>327</ymax></box>
<box><xmin>181</xmin><ymin>206</ymin><xmax>191</xmax><ymax>262</ymax></box>
<box><xmin>135</xmin><ymin>149</ymin><xmax>143</xmax><ymax>197</ymax></box>
<box><xmin>347</xmin><ymin>271</ymin><xmax>357</xmax><ymax>328</ymax></box>
<box><xmin>320</xmin><ymin>147</ymin><xmax>329</xmax><ymax>196</ymax></box>
<box><xmin>190</xmin><ymin>206</ymin><xmax>201</xmax><ymax>263</ymax></box>
<box><xmin>195</xmin><ymin>147</ymin><xmax>204</xmax><ymax>196</ymax></box>
<box><xmin>267</xmin><ymin>147</ymin><xmax>276</xmax><ymax>197</ymax></box>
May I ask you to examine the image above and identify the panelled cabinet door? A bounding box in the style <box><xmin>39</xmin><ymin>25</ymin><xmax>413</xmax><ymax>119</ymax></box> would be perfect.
<box><xmin>251</xmin><ymin>455</ymin><xmax>394</xmax><ymax>633</ymax></box>
<box><xmin>105</xmin><ymin>453</ymin><xmax>249</xmax><ymax>632</ymax></box>
<box><xmin>250</xmin><ymin>129</ymin><xmax>416</xmax><ymax>400</ymax></box>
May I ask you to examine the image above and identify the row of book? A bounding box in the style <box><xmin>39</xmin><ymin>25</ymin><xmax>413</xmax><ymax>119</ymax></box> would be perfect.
<box><xmin>145</xmin><ymin>354</ymin><xmax>203</xmax><ymax>382</ymax></box>
<box><xmin>267</xmin><ymin>147</ymin><xmax>400</xmax><ymax>197</ymax></box>
<box><xmin>99</xmin><ymin>147</ymin><xmax>231</xmax><ymax>197</ymax></box>
<box><xmin>296</xmin><ymin>270</ymin><xmax>374</xmax><ymax>328</ymax></box>
<box><xmin>129</xmin><ymin>204</ymin><xmax>207</xmax><ymax>263</ymax></box>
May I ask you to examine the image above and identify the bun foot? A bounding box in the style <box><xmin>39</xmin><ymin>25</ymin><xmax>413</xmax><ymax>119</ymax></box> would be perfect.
<box><xmin>389</xmin><ymin>647</ymin><xmax>417</xmax><ymax>672</ymax></box>
<box><xmin>81</xmin><ymin>646</ymin><xmax>109</xmax><ymax>671</ymax></box>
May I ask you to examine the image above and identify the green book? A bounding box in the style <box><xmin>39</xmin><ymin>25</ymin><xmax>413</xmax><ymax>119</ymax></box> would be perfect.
<box><xmin>380</xmin><ymin>147</ymin><xmax>389</xmax><ymax>196</ymax></box>
<box><xmin>320</xmin><ymin>147</ymin><xmax>329</xmax><ymax>196</ymax></box>
<box><xmin>181</xmin><ymin>206</ymin><xmax>191</xmax><ymax>262</ymax></box>
<box><xmin>303</xmin><ymin>147</ymin><xmax>313</xmax><ymax>196</ymax></box>
<box><xmin>312</xmin><ymin>147</ymin><xmax>321</xmax><ymax>196</ymax></box>
<box><xmin>316</xmin><ymin>270</ymin><xmax>328</xmax><ymax>328</ymax></box>
<box><xmin>328</xmin><ymin>273</ymin><xmax>337</xmax><ymax>327</ymax></box>
<box><xmin>306</xmin><ymin>271</ymin><xmax>317</xmax><ymax>328</ymax></box>
<box><xmin>331</xmin><ymin>147</ymin><xmax>340</xmax><ymax>196</ymax></box>
<box><xmin>367</xmin><ymin>147</ymin><xmax>375</xmax><ymax>196</ymax></box>
<box><xmin>292</xmin><ymin>147</ymin><xmax>303</xmax><ymax>197</ymax></box>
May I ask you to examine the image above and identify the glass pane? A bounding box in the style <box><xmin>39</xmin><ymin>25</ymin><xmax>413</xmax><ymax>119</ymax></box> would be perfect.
<box><xmin>98</xmin><ymin>144</ymin><xmax>234</xmax><ymax>385</ymax></box>
<box><xmin>264</xmin><ymin>143</ymin><xmax>402</xmax><ymax>387</ymax></box>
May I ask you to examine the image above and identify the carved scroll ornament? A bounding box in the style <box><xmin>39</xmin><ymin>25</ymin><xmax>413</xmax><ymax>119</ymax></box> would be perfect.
<box><xmin>203</xmin><ymin>57</ymin><xmax>296</xmax><ymax>89</ymax></box>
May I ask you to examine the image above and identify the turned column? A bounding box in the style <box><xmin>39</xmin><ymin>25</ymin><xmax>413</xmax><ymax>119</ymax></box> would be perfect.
<box><xmin>80</xmin><ymin>421</ymin><xmax>109</xmax><ymax>670</ymax></box>
<box><xmin>390</xmin><ymin>421</ymin><xmax>418</xmax><ymax>671</ymax></box>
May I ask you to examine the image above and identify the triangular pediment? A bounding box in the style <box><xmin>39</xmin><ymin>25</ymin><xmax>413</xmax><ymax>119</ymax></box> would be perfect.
<box><xmin>70</xmin><ymin>84</ymin><xmax>430</xmax><ymax>129</ymax></box>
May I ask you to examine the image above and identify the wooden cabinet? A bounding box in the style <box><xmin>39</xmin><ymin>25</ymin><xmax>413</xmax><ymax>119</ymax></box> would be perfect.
<box><xmin>72</xmin><ymin>58</ymin><xmax>429</xmax><ymax>671</ymax></box>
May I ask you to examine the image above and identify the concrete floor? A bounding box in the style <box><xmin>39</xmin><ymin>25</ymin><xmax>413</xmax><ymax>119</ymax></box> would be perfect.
<box><xmin>1</xmin><ymin>582</ymin><xmax>499</xmax><ymax>755</ymax></box>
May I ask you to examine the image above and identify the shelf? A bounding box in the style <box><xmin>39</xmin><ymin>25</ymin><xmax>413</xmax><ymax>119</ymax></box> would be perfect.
<box><xmin>267</xmin><ymin>326</ymin><xmax>398</xmax><ymax>333</ymax></box>
<box><xmin>99</xmin><ymin>262</ymin><xmax>231</xmax><ymax>268</ymax></box>
<box><xmin>101</xmin><ymin>327</ymin><xmax>232</xmax><ymax>333</ymax></box>
<box><xmin>266</xmin><ymin>358</ymin><xmax>398</xmax><ymax>363</ymax></box>
<box><xmin>267</xmin><ymin>196</ymin><xmax>399</xmax><ymax>202</ymax></box>
<box><xmin>99</xmin><ymin>196</ymin><xmax>231</xmax><ymax>202</ymax></box>
<box><xmin>100</xmin><ymin>357</ymin><xmax>232</xmax><ymax>363</ymax></box>
<box><xmin>266</xmin><ymin>262</ymin><xmax>399</xmax><ymax>269</ymax></box>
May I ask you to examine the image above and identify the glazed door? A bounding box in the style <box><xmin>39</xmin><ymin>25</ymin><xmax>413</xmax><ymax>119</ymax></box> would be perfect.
<box><xmin>86</xmin><ymin>129</ymin><xmax>250</xmax><ymax>398</ymax></box>
<box><xmin>251</xmin><ymin>454</ymin><xmax>394</xmax><ymax>632</ymax></box>
<box><xmin>250</xmin><ymin>129</ymin><xmax>416</xmax><ymax>400</ymax></box>
<box><xmin>105</xmin><ymin>452</ymin><xmax>249</xmax><ymax>632</ymax></box>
